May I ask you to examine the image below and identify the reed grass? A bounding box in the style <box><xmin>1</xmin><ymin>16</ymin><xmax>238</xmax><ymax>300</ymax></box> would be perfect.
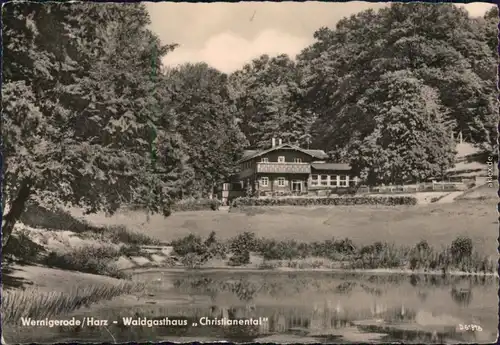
<box><xmin>172</xmin><ymin>232</ymin><xmax>496</xmax><ymax>274</ymax></box>
<box><xmin>2</xmin><ymin>281</ymin><xmax>145</xmax><ymax>325</ymax></box>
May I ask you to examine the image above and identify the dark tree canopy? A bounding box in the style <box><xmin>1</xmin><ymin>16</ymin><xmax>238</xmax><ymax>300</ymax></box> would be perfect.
<box><xmin>162</xmin><ymin>63</ymin><xmax>248</xmax><ymax>196</ymax></box>
<box><xmin>294</xmin><ymin>3</ymin><xmax>496</xmax><ymax>184</ymax></box>
<box><xmin>229</xmin><ymin>54</ymin><xmax>315</xmax><ymax>149</ymax></box>
<box><xmin>2</xmin><ymin>3</ymin><xmax>184</xmax><ymax>247</ymax></box>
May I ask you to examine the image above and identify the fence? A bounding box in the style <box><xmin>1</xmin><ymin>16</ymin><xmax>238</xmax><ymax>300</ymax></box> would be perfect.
<box><xmin>357</xmin><ymin>181</ymin><xmax>469</xmax><ymax>194</ymax></box>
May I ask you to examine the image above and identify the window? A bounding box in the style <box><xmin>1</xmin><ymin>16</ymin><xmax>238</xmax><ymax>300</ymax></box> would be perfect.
<box><xmin>311</xmin><ymin>174</ymin><xmax>318</xmax><ymax>186</ymax></box>
<box><xmin>278</xmin><ymin>156</ymin><xmax>285</xmax><ymax>163</ymax></box>
<box><xmin>260</xmin><ymin>177</ymin><xmax>269</xmax><ymax>187</ymax></box>
<box><xmin>261</xmin><ymin>157</ymin><xmax>269</xmax><ymax>163</ymax></box>
<box><xmin>294</xmin><ymin>158</ymin><xmax>302</xmax><ymax>163</ymax></box>
<box><xmin>330</xmin><ymin>175</ymin><xmax>338</xmax><ymax>187</ymax></box>
<box><xmin>277</xmin><ymin>177</ymin><xmax>286</xmax><ymax>186</ymax></box>
<box><xmin>320</xmin><ymin>175</ymin><xmax>328</xmax><ymax>186</ymax></box>
<box><xmin>339</xmin><ymin>175</ymin><xmax>348</xmax><ymax>187</ymax></box>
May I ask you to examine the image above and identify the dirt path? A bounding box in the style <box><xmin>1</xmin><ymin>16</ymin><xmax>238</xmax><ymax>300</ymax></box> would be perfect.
<box><xmin>435</xmin><ymin>191</ymin><xmax>465</xmax><ymax>204</ymax></box>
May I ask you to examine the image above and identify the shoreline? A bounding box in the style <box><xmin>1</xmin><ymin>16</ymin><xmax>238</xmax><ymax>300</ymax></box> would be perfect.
<box><xmin>124</xmin><ymin>265</ymin><xmax>499</xmax><ymax>277</ymax></box>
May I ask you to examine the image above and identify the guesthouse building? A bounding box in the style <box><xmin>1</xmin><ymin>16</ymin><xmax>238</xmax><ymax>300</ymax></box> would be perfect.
<box><xmin>218</xmin><ymin>138</ymin><xmax>355</xmax><ymax>202</ymax></box>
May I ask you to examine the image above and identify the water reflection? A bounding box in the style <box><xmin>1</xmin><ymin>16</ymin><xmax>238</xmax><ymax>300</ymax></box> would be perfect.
<box><xmin>450</xmin><ymin>286</ymin><xmax>473</xmax><ymax>307</ymax></box>
<box><xmin>5</xmin><ymin>272</ymin><xmax>497</xmax><ymax>344</ymax></box>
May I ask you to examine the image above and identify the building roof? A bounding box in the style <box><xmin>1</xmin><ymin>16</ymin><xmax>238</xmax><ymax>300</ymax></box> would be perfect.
<box><xmin>238</xmin><ymin>144</ymin><xmax>328</xmax><ymax>163</ymax></box>
<box><xmin>311</xmin><ymin>163</ymin><xmax>351</xmax><ymax>171</ymax></box>
<box><xmin>240</xmin><ymin>150</ymin><xmax>260</xmax><ymax>161</ymax></box>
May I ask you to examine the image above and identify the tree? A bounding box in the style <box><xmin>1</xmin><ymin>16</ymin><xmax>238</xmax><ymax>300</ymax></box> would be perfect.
<box><xmin>2</xmin><ymin>3</ymin><xmax>185</xmax><ymax>249</ymax></box>
<box><xmin>482</xmin><ymin>6</ymin><xmax>498</xmax><ymax>57</ymax></box>
<box><xmin>298</xmin><ymin>3</ymin><xmax>497</xmax><ymax>155</ymax></box>
<box><xmin>161</xmin><ymin>63</ymin><xmax>248</xmax><ymax>197</ymax></box>
<box><xmin>346</xmin><ymin>71</ymin><xmax>456</xmax><ymax>184</ymax></box>
<box><xmin>229</xmin><ymin>54</ymin><xmax>315</xmax><ymax>149</ymax></box>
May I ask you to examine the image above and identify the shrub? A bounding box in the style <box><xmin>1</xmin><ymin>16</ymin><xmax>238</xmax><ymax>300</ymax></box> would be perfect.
<box><xmin>229</xmin><ymin>232</ymin><xmax>259</xmax><ymax>253</ymax></box>
<box><xmin>228</xmin><ymin>232</ymin><xmax>258</xmax><ymax>265</ymax></box>
<box><xmin>408</xmin><ymin>241</ymin><xmax>435</xmax><ymax>271</ymax></box>
<box><xmin>258</xmin><ymin>261</ymin><xmax>280</xmax><ymax>269</ymax></box>
<box><xmin>204</xmin><ymin>231</ymin><xmax>228</xmax><ymax>259</ymax></box>
<box><xmin>327</xmin><ymin>187</ymin><xmax>358</xmax><ymax>196</ymax></box>
<box><xmin>182</xmin><ymin>253</ymin><xmax>206</xmax><ymax>269</ymax></box>
<box><xmin>352</xmin><ymin>242</ymin><xmax>405</xmax><ymax>269</ymax></box>
<box><xmin>228</xmin><ymin>251</ymin><xmax>250</xmax><ymax>266</ymax></box>
<box><xmin>333</xmin><ymin>238</ymin><xmax>357</xmax><ymax>254</ymax></box>
<box><xmin>171</xmin><ymin>234</ymin><xmax>207</xmax><ymax>256</ymax></box>
<box><xmin>231</xmin><ymin>196</ymin><xmax>417</xmax><ymax>208</ymax></box>
<box><xmin>359</xmin><ymin>242</ymin><xmax>384</xmax><ymax>256</ymax></box>
<box><xmin>166</xmin><ymin>232</ymin><xmax>493</xmax><ymax>274</ymax></box>
<box><xmin>171</xmin><ymin>232</ymin><xmax>228</xmax><ymax>266</ymax></box>
<box><xmin>450</xmin><ymin>236</ymin><xmax>473</xmax><ymax>263</ymax></box>
<box><xmin>42</xmin><ymin>245</ymin><xmax>126</xmax><ymax>278</ymax></box>
<box><xmin>258</xmin><ymin>238</ymin><xmax>356</xmax><ymax>261</ymax></box>
<box><xmin>409</xmin><ymin>257</ymin><xmax>419</xmax><ymax>270</ymax></box>
<box><xmin>259</xmin><ymin>240</ymin><xmax>303</xmax><ymax>261</ymax></box>
<box><xmin>210</xmin><ymin>201</ymin><xmax>220</xmax><ymax>211</ymax></box>
<box><xmin>171</xmin><ymin>198</ymin><xmax>221</xmax><ymax>212</ymax></box>
<box><xmin>415</xmin><ymin>240</ymin><xmax>430</xmax><ymax>253</ymax></box>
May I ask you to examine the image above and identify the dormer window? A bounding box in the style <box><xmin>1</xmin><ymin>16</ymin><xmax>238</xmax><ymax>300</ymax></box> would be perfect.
<box><xmin>278</xmin><ymin>156</ymin><xmax>285</xmax><ymax>163</ymax></box>
<box><xmin>294</xmin><ymin>158</ymin><xmax>302</xmax><ymax>163</ymax></box>
<box><xmin>261</xmin><ymin>157</ymin><xmax>269</xmax><ymax>163</ymax></box>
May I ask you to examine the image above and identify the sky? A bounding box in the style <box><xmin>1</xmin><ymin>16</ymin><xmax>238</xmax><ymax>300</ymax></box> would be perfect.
<box><xmin>146</xmin><ymin>2</ymin><xmax>496</xmax><ymax>74</ymax></box>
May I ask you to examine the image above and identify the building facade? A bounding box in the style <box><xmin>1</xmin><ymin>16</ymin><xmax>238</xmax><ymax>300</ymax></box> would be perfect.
<box><xmin>234</xmin><ymin>138</ymin><xmax>356</xmax><ymax>198</ymax></box>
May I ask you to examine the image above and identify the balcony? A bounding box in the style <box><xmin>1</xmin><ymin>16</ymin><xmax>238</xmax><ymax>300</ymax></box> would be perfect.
<box><xmin>257</xmin><ymin>162</ymin><xmax>311</xmax><ymax>174</ymax></box>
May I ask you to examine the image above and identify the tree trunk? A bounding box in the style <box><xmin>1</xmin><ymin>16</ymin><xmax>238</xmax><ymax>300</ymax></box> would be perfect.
<box><xmin>2</xmin><ymin>180</ymin><xmax>32</xmax><ymax>250</ymax></box>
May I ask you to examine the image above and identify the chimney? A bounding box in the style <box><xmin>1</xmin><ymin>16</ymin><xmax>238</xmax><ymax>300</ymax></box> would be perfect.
<box><xmin>272</xmin><ymin>138</ymin><xmax>276</xmax><ymax>147</ymax></box>
<box><xmin>278</xmin><ymin>138</ymin><xmax>282</xmax><ymax>145</ymax></box>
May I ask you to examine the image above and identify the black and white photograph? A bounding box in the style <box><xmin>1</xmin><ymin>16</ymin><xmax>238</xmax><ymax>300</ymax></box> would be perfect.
<box><xmin>1</xmin><ymin>1</ymin><xmax>498</xmax><ymax>344</ymax></box>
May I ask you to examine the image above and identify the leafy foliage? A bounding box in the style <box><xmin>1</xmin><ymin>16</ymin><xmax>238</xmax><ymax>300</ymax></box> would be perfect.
<box><xmin>229</xmin><ymin>54</ymin><xmax>315</xmax><ymax>149</ymax></box>
<box><xmin>297</xmin><ymin>3</ymin><xmax>496</xmax><ymax>183</ymax></box>
<box><xmin>2</xmin><ymin>3</ymin><xmax>189</xmax><ymax>248</ymax></box>
<box><xmin>171</xmin><ymin>232</ymin><xmax>227</xmax><ymax>262</ymax></box>
<box><xmin>43</xmin><ymin>245</ymin><xmax>126</xmax><ymax>278</ymax></box>
<box><xmin>167</xmin><ymin>231</ymin><xmax>493</xmax><ymax>273</ymax></box>
<box><xmin>231</xmin><ymin>196</ymin><xmax>418</xmax><ymax>207</ymax></box>
<box><xmin>171</xmin><ymin>198</ymin><xmax>221</xmax><ymax>212</ymax></box>
<box><xmin>450</xmin><ymin>236</ymin><xmax>474</xmax><ymax>263</ymax></box>
<box><xmin>162</xmin><ymin>63</ymin><xmax>248</xmax><ymax>197</ymax></box>
<box><xmin>346</xmin><ymin>71</ymin><xmax>456</xmax><ymax>183</ymax></box>
<box><xmin>1</xmin><ymin>3</ymin><xmax>204</xmax><ymax>249</ymax></box>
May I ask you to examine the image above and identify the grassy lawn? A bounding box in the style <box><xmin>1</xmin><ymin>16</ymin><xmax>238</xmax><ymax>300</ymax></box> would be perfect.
<box><xmin>75</xmin><ymin>198</ymin><xmax>497</xmax><ymax>259</ymax></box>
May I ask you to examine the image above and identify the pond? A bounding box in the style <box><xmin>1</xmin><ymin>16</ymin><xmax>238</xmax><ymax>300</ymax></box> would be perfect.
<box><xmin>6</xmin><ymin>271</ymin><xmax>498</xmax><ymax>344</ymax></box>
